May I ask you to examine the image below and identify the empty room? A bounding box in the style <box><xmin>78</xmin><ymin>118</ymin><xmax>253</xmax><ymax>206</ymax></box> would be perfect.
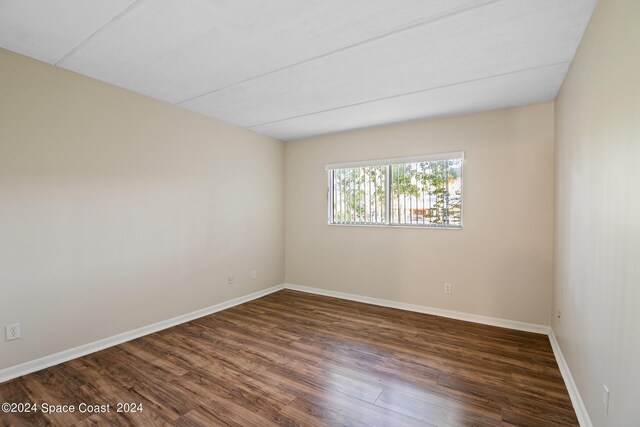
<box><xmin>1</xmin><ymin>0</ymin><xmax>638</xmax><ymax>426</ymax></box>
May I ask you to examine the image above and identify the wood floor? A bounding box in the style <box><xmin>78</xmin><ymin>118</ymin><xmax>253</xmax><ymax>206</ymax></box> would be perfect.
<box><xmin>0</xmin><ymin>290</ymin><xmax>577</xmax><ymax>427</ymax></box>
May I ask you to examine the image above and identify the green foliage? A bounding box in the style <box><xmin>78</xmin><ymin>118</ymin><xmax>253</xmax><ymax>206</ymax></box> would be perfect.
<box><xmin>334</xmin><ymin>166</ymin><xmax>386</xmax><ymax>223</ymax></box>
<box><xmin>391</xmin><ymin>159</ymin><xmax>461</xmax><ymax>225</ymax></box>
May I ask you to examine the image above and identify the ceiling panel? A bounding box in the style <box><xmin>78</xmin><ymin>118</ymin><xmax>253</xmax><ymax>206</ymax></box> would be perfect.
<box><xmin>250</xmin><ymin>62</ymin><xmax>569</xmax><ymax>141</ymax></box>
<box><xmin>0</xmin><ymin>0</ymin><xmax>596</xmax><ymax>140</ymax></box>
<box><xmin>58</xmin><ymin>0</ymin><xmax>489</xmax><ymax>104</ymax></box>
<box><xmin>182</xmin><ymin>0</ymin><xmax>594</xmax><ymax>128</ymax></box>
<box><xmin>0</xmin><ymin>0</ymin><xmax>135</xmax><ymax>63</ymax></box>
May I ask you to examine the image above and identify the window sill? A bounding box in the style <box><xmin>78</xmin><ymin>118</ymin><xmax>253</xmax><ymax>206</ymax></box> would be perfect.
<box><xmin>327</xmin><ymin>223</ymin><xmax>463</xmax><ymax>230</ymax></box>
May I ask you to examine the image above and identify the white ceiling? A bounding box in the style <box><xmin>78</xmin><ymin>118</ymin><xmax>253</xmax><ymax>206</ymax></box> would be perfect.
<box><xmin>0</xmin><ymin>0</ymin><xmax>596</xmax><ymax>141</ymax></box>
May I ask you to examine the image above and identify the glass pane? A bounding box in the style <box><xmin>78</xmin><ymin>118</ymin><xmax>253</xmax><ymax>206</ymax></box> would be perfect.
<box><xmin>329</xmin><ymin>166</ymin><xmax>386</xmax><ymax>224</ymax></box>
<box><xmin>390</xmin><ymin>158</ymin><xmax>462</xmax><ymax>227</ymax></box>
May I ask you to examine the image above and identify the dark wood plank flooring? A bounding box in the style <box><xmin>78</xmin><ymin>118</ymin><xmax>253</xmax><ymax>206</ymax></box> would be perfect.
<box><xmin>0</xmin><ymin>290</ymin><xmax>577</xmax><ymax>426</ymax></box>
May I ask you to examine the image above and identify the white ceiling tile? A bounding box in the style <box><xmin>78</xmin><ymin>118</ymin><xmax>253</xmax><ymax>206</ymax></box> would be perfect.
<box><xmin>0</xmin><ymin>0</ymin><xmax>596</xmax><ymax>140</ymax></box>
<box><xmin>0</xmin><ymin>0</ymin><xmax>135</xmax><ymax>63</ymax></box>
<box><xmin>58</xmin><ymin>0</ymin><xmax>489</xmax><ymax>103</ymax></box>
<box><xmin>182</xmin><ymin>0</ymin><xmax>594</xmax><ymax>129</ymax></box>
<box><xmin>249</xmin><ymin>63</ymin><xmax>569</xmax><ymax>141</ymax></box>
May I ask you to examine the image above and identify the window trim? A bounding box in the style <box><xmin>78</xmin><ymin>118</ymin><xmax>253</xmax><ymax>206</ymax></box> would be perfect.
<box><xmin>325</xmin><ymin>152</ymin><xmax>464</xmax><ymax>170</ymax></box>
<box><xmin>326</xmin><ymin>152</ymin><xmax>464</xmax><ymax>229</ymax></box>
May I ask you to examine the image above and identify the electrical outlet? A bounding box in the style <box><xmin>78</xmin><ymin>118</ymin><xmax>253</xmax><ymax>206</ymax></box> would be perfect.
<box><xmin>251</xmin><ymin>270</ymin><xmax>257</xmax><ymax>280</ymax></box>
<box><xmin>228</xmin><ymin>275</ymin><xmax>235</xmax><ymax>285</ymax></box>
<box><xmin>444</xmin><ymin>283</ymin><xmax>452</xmax><ymax>294</ymax></box>
<box><xmin>5</xmin><ymin>323</ymin><xmax>20</xmax><ymax>341</ymax></box>
<box><xmin>602</xmin><ymin>385</ymin><xmax>610</xmax><ymax>414</ymax></box>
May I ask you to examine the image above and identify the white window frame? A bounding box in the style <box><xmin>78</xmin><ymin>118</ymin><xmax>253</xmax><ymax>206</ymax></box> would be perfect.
<box><xmin>326</xmin><ymin>151</ymin><xmax>464</xmax><ymax>229</ymax></box>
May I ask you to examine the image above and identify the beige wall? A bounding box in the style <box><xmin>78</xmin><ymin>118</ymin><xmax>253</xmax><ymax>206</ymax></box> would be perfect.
<box><xmin>553</xmin><ymin>0</ymin><xmax>640</xmax><ymax>425</ymax></box>
<box><xmin>0</xmin><ymin>49</ymin><xmax>285</xmax><ymax>370</ymax></box>
<box><xmin>285</xmin><ymin>103</ymin><xmax>554</xmax><ymax>325</ymax></box>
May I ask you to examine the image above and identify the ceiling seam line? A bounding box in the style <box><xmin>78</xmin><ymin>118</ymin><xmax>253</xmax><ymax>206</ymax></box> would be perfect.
<box><xmin>247</xmin><ymin>61</ymin><xmax>571</xmax><ymax>129</ymax></box>
<box><xmin>54</xmin><ymin>0</ymin><xmax>142</xmax><ymax>66</ymax></box>
<box><xmin>176</xmin><ymin>0</ymin><xmax>504</xmax><ymax>106</ymax></box>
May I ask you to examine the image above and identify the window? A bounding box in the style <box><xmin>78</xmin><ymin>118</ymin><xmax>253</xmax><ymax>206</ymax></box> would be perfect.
<box><xmin>327</xmin><ymin>152</ymin><xmax>463</xmax><ymax>228</ymax></box>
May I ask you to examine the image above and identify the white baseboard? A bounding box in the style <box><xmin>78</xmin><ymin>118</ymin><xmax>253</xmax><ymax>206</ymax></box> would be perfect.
<box><xmin>1</xmin><ymin>281</ymin><xmax>590</xmax><ymax>427</ymax></box>
<box><xmin>284</xmin><ymin>283</ymin><xmax>591</xmax><ymax>425</ymax></box>
<box><xmin>0</xmin><ymin>284</ymin><xmax>284</xmax><ymax>383</ymax></box>
<box><xmin>548</xmin><ymin>329</ymin><xmax>592</xmax><ymax>427</ymax></box>
<box><xmin>283</xmin><ymin>283</ymin><xmax>551</xmax><ymax>334</ymax></box>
